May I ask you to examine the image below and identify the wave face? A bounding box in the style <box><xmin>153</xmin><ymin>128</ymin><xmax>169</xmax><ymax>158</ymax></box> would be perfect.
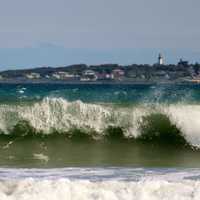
<box><xmin>0</xmin><ymin>168</ymin><xmax>200</xmax><ymax>200</ymax></box>
<box><xmin>0</xmin><ymin>97</ymin><xmax>200</xmax><ymax>147</ymax></box>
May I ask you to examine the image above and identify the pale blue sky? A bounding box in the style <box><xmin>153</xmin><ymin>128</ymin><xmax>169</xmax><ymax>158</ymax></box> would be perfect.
<box><xmin>0</xmin><ymin>0</ymin><xmax>199</xmax><ymax>69</ymax></box>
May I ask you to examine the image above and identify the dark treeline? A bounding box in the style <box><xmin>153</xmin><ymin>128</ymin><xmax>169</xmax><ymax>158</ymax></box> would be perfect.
<box><xmin>0</xmin><ymin>62</ymin><xmax>200</xmax><ymax>82</ymax></box>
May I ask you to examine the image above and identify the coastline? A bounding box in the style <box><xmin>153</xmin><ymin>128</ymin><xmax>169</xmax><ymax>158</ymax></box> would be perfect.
<box><xmin>0</xmin><ymin>79</ymin><xmax>196</xmax><ymax>85</ymax></box>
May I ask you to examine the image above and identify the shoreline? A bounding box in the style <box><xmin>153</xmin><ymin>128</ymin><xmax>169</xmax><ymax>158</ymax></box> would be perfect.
<box><xmin>0</xmin><ymin>80</ymin><xmax>197</xmax><ymax>85</ymax></box>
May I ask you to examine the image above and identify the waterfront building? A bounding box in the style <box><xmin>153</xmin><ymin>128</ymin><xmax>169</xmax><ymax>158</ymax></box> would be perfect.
<box><xmin>83</xmin><ymin>69</ymin><xmax>96</xmax><ymax>76</ymax></box>
<box><xmin>52</xmin><ymin>71</ymin><xmax>76</xmax><ymax>79</ymax></box>
<box><xmin>96</xmin><ymin>72</ymin><xmax>114</xmax><ymax>80</ymax></box>
<box><xmin>81</xmin><ymin>69</ymin><xmax>97</xmax><ymax>81</ymax></box>
<box><xmin>26</xmin><ymin>73</ymin><xmax>41</xmax><ymax>79</ymax></box>
<box><xmin>112</xmin><ymin>69</ymin><xmax>125</xmax><ymax>76</ymax></box>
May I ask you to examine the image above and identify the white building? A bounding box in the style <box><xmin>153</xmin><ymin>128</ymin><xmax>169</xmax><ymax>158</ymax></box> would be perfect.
<box><xmin>26</xmin><ymin>73</ymin><xmax>41</xmax><ymax>79</ymax></box>
<box><xmin>158</xmin><ymin>53</ymin><xmax>164</xmax><ymax>65</ymax></box>
<box><xmin>52</xmin><ymin>71</ymin><xmax>76</xmax><ymax>79</ymax></box>
<box><xmin>83</xmin><ymin>70</ymin><xmax>96</xmax><ymax>76</ymax></box>
<box><xmin>81</xmin><ymin>69</ymin><xmax>97</xmax><ymax>81</ymax></box>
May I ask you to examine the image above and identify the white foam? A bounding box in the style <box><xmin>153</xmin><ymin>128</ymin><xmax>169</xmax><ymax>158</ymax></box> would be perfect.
<box><xmin>163</xmin><ymin>104</ymin><xmax>200</xmax><ymax>147</ymax></box>
<box><xmin>1</xmin><ymin>179</ymin><xmax>199</xmax><ymax>200</ymax></box>
<box><xmin>33</xmin><ymin>153</ymin><xmax>49</xmax><ymax>163</ymax></box>
<box><xmin>0</xmin><ymin>168</ymin><xmax>199</xmax><ymax>200</ymax></box>
<box><xmin>1</xmin><ymin>98</ymin><xmax>200</xmax><ymax>147</ymax></box>
<box><xmin>0</xmin><ymin>97</ymin><xmax>146</xmax><ymax>137</ymax></box>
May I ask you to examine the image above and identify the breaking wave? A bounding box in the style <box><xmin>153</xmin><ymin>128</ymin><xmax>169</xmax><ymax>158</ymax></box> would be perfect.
<box><xmin>1</xmin><ymin>168</ymin><xmax>200</xmax><ymax>200</ymax></box>
<box><xmin>0</xmin><ymin>97</ymin><xmax>200</xmax><ymax>147</ymax></box>
<box><xmin>1</xmin><ymin>178</ymin><xmax>200</xmax><ymax>200</ymax></box>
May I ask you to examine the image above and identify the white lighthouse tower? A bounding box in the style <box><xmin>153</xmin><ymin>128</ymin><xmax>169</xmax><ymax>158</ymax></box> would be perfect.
<box><xmin>158</xmin><ymin>53</ymin><xmax>164</xmax><ymax>65</ymax></box>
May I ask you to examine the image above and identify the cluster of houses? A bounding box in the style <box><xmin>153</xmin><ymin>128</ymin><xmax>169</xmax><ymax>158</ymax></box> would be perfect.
<box><xmin>1</xmin><ymin>54</ymin><xmax>200</xmax><ymax>83</ymax></box>
<box><xmin>24</xmin><ymin>68</ymin><xmax>125</xmax><ymax>82</ymax></box>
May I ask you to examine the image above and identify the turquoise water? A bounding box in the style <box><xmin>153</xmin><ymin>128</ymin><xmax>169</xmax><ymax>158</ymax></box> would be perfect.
<box><xmin>1</xmin><ymin>83</ymin><xmax>200</xmax><ymax>104</ymax></box>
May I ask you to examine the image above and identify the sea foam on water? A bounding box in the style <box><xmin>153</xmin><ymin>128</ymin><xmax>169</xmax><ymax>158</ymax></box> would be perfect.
<box><xmin>0</xmin><ymin>168</ymin><xmax>200</xmax><ymax>200</ymax></box>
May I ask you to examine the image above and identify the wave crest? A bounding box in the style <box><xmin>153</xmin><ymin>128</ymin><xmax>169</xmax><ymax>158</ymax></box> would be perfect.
<box><xmin>0</xmin><ymin>98</ymin><xmax>200</xmax><ymax>147</ymax></box>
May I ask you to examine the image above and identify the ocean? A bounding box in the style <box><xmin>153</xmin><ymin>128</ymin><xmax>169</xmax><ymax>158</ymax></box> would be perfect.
<box><xmin>0</xmin><ymin>83</ymin><xmax>200</xmax><ymax>199</ymax></box>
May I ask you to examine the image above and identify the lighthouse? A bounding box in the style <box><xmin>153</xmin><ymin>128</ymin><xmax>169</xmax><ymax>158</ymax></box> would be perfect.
<box><xmin>158</xmin><ymin>53</ymin><xmax>164</xmax><ymax>65</ymax></box>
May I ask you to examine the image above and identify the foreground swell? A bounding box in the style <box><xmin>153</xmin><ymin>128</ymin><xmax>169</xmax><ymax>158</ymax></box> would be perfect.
<box><xmin>0</xmin><ymin>97</ymin><xmax>200</xmax><ymax>147</ymax></box>
<box><xmin>1</xmin><ymin>168</ymin><xmax>200</xmax><ymax>200</ymax></box>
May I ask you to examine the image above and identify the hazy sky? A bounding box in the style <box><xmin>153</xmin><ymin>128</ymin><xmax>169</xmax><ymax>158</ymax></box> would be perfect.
<box><xmin>0</xmin><ymin>0</ymin><xmax>199</xmax><ymax>69</ymax></box>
